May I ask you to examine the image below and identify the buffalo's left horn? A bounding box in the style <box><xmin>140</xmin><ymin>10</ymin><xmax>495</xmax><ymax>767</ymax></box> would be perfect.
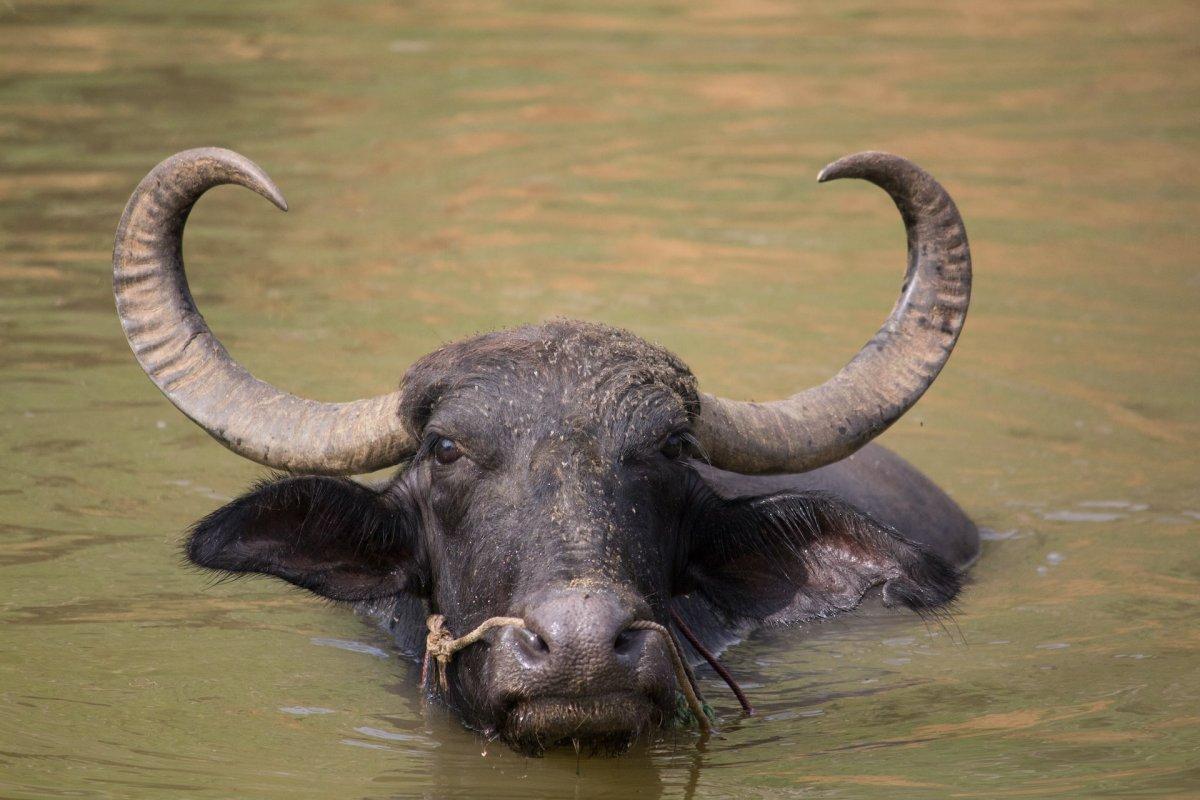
<box><xmin>113</xmin><ymin>148</ymin><xmax>415</xmax><ymax>474</ymax></box>
<box><xmin>695</xmin><ymin>151</ymin><xmax>972</xmax><ymax>474</ymax></box>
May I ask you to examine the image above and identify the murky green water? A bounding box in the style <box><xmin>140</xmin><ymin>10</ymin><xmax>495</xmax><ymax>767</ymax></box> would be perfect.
<box><xmin>2</xmin><ymin>1</ymin><xmax>1198</xmax><ymax>797</ymax></box>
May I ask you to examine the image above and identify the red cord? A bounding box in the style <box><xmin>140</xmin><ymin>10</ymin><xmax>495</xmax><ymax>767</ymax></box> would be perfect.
<box><xmin>669</xmin><ymin>606</ymin><xmax>755</xmax><ymax>715</ymax></box>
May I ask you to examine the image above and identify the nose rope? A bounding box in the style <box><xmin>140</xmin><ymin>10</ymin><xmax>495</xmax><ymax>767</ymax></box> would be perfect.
<box><xmin>668</xmin><ymin>607</ymin><xmax>755</xmax><ymax>716</ymax></box>
<box><xmin>422</xmin><ymin>614</ymin><xmax>526</xmax><ymax>692</ymax></box>
<box><xmin>625</xmin><ymin>620</ymin><xmax>712</xmax><ymax>735</ymax></box>
<box><xmin>421</xmin><ymin>614</ymin><xmax>713</xmax><ymax>734</ymax></box>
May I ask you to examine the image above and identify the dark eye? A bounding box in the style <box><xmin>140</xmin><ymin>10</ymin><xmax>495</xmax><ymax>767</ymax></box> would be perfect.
<box><xmin>434</xmin><ymin>437</ymin><xmax>463</xmax><ymax>465</ymax></box>
<box><xmin>660</xmin><ymin>432</ymin><xmax>687</xmax><ymax>459</ymax></box>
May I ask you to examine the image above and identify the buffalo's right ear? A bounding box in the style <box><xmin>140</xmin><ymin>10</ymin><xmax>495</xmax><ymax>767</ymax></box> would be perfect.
<box><xmin>186</xmin><ymin>476</ymin><xmax>422</xmax><ymax>602</ymax></box>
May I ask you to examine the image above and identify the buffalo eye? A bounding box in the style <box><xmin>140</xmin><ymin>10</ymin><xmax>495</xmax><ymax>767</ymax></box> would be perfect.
<box><xmin>434</xmin><ymin>437</ymin><xmax>463</xmax><ymax>465</ymax></box>
<box><xmin>660</xmin><ymin>432</ymin><xmax>687</xmax><ymax>459</ymax></box>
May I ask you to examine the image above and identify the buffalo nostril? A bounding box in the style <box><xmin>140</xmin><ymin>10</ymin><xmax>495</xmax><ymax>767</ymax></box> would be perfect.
<box><xmin>613</xmin><ymin>628</ymin><xmax>644</xmax><ymax>657</ymax></box>
<box><xmin>513</xmin><ymin>627</ymin><xmax>550</xmax><ymax>665</ymax></box>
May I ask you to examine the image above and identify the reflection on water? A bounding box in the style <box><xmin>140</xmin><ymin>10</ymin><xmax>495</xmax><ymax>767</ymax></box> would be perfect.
<box><xmin>1</xmin><ymin>0</ymin><xmax>1197</xmax><ymax>797</ymax></box>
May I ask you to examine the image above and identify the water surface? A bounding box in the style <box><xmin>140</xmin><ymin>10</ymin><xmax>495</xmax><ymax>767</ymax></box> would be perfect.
<box><xmin>2</xmin><ymin>1</ymin><xmax>1198</xmax><ymax>797</ymax></box>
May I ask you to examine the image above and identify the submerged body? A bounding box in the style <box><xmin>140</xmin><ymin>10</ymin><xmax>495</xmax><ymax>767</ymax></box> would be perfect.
<box><xmin>112</xmin><ymin>147</ymin><xmax>976</xmax><ymax>754</ymax></box>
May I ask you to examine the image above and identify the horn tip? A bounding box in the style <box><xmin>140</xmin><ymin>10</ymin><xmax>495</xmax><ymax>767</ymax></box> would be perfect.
<box><xmin>817</xmin><ymin>153</ymin><xmax>869</xmax><ymax>183</ymax></box>
<box><xmin>262</xmin><ymin>183</ymin><xmax>288</xmax><ymax>213</ymax></box>
<box><xmin>818</xmin><ymin>151</ymin><xmax>881</xmax><ymax>183</ymax></box>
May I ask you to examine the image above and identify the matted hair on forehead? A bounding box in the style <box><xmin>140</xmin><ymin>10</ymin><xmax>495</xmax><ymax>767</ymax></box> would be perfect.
<box><xmin>397</xmin><ymin>320</ymin><xmax>701</xmax><ymax>435</ymax></box>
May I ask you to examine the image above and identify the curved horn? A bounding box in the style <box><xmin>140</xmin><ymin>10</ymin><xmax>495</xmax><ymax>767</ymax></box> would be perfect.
<box><xmin>695</xmin><ymin>151</ymin><xmax>971</xmax><ymax>474</ymax></box>
<box><xmin>113</xmin><ymin>148</ymin><xmax>415</xmax><ymax>474</ymax></box>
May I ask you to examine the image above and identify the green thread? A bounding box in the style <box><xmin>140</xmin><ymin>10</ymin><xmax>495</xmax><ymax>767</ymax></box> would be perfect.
<box><xmin>667</xmin><ymin>691</ymin><xmax>717</xmax><ymax>729</ymax></box>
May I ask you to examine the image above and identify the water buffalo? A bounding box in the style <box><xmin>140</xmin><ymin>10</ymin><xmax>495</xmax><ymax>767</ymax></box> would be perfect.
<box><xmin>113</xmin><ymin>148</ymin><xmax>976</xmax><ymax>754</ymax></box>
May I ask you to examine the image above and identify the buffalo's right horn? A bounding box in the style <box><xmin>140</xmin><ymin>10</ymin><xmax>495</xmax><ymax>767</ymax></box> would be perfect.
<box><xmin>695</xmin><ymin>152</ymin><xmax>972</xmax><ymax>474</ymax></box>
<box><xmin>113</xmin><ymin>148</ymin><xmax>415</xmax><ymax>474</ymax></box>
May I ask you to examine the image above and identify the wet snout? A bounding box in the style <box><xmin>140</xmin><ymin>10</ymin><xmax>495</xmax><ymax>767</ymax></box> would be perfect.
<box><xmin>494</xmin><ymin>587</ymin><xmax>653</xmax><ymax>696</ymax></box>
<box><xmin>484</xmin><ymin>586</ymin><xmax>672</xmax><ymax>751</ymax></box>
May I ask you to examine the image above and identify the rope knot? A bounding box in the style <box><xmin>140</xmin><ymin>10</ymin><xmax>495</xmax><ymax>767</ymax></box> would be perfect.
<box><xmin>422</xmin><ymin>614</ymin><xmax>457</xmax><ymax>691</ymax></box>
<box><xmin>421</xmin><ymin>614</ymin><xmax>526</xmax><ymax>693</ymax></box>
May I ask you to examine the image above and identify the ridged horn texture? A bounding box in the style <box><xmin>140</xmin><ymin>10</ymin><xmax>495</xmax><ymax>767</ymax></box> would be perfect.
<box><xmin>113</xmin><ymin>148</ymin><xmax>415</xmax><ymax>475</ymax></box>
<box><xmin>695</xmin><ymin>151</ymin><xmax>972</xmax><ymax>474</ymax></box>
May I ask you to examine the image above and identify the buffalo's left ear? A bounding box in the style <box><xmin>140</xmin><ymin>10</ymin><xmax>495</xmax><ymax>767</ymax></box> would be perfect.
<box><xmin>186</xmin><ymin>476</ymin><xmax>422</xmax><ymax>602</ymax></box>
<box><xmin>681</xmin><ymin>491</ymin><xmax>961</xmax><ymax>625</ymax></box>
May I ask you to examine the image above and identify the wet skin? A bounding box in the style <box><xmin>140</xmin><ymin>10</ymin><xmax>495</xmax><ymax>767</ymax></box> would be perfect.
<box><xmin>185</xmin><ymin>322</ymin><xmax>970</xmax><ymax>753</ymax></box>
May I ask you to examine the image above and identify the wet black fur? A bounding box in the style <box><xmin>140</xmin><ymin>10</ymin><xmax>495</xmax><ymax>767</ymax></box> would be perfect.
<box><xmin>185</xmin><ymin>320</ymin><xmax>966</xmax><ymax>751</ymax></box>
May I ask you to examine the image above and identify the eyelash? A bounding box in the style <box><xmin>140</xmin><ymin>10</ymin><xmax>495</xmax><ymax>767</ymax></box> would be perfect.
<box><xmin>674</xmin><ymin>431</ymin><xmax>704</xmax><ymax>459</ymax></box>
<box><xmin>417</xmin><ymin>432</ymin><xmax>451</xmax><ymax>461</ymax></box>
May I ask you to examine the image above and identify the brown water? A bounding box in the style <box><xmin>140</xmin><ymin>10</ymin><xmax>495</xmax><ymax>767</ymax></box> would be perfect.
<box><xmin>2</xmin><ymin>1</ymin><xmax>1198</xmax><ymax>797</ymax></box>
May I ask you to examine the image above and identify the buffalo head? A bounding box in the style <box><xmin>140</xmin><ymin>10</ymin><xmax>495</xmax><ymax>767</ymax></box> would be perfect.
<box><xmin>113</xmin><ymin>149</ymin><xmax>970</xmax><ymax>754</ymax></box>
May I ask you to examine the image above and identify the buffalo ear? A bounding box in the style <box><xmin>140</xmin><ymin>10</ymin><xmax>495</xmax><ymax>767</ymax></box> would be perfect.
<box><xmin>186</xmin><ymin>476</ymin><xmax>421</xmax><ymax>602</ymax></box>
<box><xmin>684</xmin><ymin>491</ymin><xmax>960</xmax><ymax>625</ymax></box>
